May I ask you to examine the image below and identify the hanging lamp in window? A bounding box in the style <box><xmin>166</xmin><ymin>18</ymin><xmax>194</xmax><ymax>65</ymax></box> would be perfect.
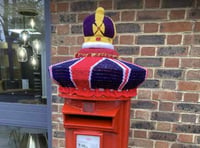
<box><xmin>20</xmin><ymin>31</ymin><xmax>30</xmax><ymax>45</ymax></box>
<box><xmin>17</xmin><ymin>3</ymin><xmax>39</xmax><ymax>64</ymax></box>
<box><xmin>30</xmin><ymin>54</ymin><xmax>39</xmax><ymax>70</ymax></box>
<box><xmin>30</xmin><ymin>18</ymin><xmax>36</xmax><ymax>29</ymax></box>
<box><xmin>32</xmin><ymin>39</ymin><xmax>41</xmax><ymax>55</ymax></box>
<box><xmin>16</xmin><ymin>45</ymin><xmax>28</xmax><ymax>62</ymax></box>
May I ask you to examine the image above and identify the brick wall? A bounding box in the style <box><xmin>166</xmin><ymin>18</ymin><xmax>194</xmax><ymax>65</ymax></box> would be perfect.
<box><xmin>50</xmin><ymin>0</ymin><xmax>200</xmax><ymax>147</ymax></box>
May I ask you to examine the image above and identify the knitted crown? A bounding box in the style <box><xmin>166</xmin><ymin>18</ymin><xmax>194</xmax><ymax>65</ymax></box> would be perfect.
<box><xmin>83</xmin><ymin>7</ymin><xmax>116</xmax><ymax>44</ymax></box>
<box><xmin>49</xmin><ymin>7</ymin><xmax>147</xmax><ymax>99</ymax></box>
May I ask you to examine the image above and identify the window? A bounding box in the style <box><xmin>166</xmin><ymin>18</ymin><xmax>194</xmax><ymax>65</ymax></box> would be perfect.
<box><xmin>0</xmin><ymin>0</ymin><xmax>51</xmax><ymax>147</ymax></box>
<box><xmin>0</xmin><ymin>0</ymin><xmax>46</xmax><ymax>104</ymax></box>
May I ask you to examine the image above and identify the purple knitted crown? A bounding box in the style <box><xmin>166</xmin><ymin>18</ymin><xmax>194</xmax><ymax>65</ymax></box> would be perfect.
<box><xmin>83</xmin><ymin>7</ymin><xmax>116</xmax><ymax>44</ymax></box>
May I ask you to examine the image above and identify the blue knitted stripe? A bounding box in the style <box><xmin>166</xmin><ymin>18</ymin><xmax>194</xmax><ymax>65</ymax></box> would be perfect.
<box><xmin>52</xmin><ymin>59</ymin><xmax>81</xmax><ymax>87</ymax></box>
<box><xmin>120</xmin><ymin>60</ymin><xmax>146</xmax><ymax>89</ymax></box>
<box><xmin>90</xmin><ymin>59</ymin><xmax>123</xmax><ymax>89</ymax></box>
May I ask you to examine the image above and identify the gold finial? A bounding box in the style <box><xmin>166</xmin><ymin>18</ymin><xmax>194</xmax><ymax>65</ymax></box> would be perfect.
<box><xmin>96</xmin><ymin>7</ymin><xmax>104</xmax><ymax>16</ymax></box>
<box><xmin>93</xmin><ymin>7</ymin><xmax>105</xmax><ymax>36</ymax></box>
<box><xmin>95</xmin><ymin>7</ymin><xmax>104</xmax><ymax>26</ymax></box>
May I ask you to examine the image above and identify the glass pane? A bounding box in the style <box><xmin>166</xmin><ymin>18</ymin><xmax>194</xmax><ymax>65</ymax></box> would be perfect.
<box><xmin>0</xmin><ymin>0</ymin><xmax>46</xmax><ymax>104</ymax></box>
<box><xmin>0</xmin><ymin>125</ymin><xmax>48</xmax><ymax>148</ymax></box>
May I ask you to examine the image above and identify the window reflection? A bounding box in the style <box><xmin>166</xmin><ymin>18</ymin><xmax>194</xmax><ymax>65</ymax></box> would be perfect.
<box><xmin>0</xmin><ymin>0</ymin><xmax>46</xmax><ymax>104</ymax></box>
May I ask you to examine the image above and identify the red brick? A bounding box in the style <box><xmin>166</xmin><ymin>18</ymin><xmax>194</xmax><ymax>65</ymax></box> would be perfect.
<box><xmin>119</xmin><ymin>35</ymin><xmax>134</xmax><ymax>44</ymax></box>
<box><xmin>51</xmin><ymin>2</ymin><xmax>57</xmax><ymax>13</ymax></box>
<box><xmin>56</xmin><ymin>36</ymin><xmax>65</xmax><ymax>45</ymax></box>
<box><xmin>144</xmin><ymin>23</ymin><xmax>159</xmax><ymax>33</ymax></box>
<box><xmin>78</xmin><ymin>13</ymin><xmax>90</xmax><ymax>23</ymax></box>
<box><xmin>178</xmin><ymin>81</ymin><xmax>200</xmax><ymax>91</ymax></box>
<box><xmin>155</xmin><ymin>141</ymin><xmax>169</xmax><ymax>148</ymax></box>
<box><xmin>194</xmin><ymin>22</ymin><xmax>200</xmax><ymax>32</ymax></box>
<box><xmin>121</xmin><ymin>11</ymin><xmax>135</xmax><ymax>21</ymax></box>
<box><xmin>57</xmin><ymin>25</ymin><xmax>69</xmax><ymax>35</ymax></box>
<box><xmin>135</xmin><ymin>110</ymin><xmax>150</xmax><ymax>120</ymax></box>
<box><xmin>178</xmin><ymin>134</ymin><xmax>193</xmax><ymax>143</ymax></box>
<box><xmin>57</xmin><ymin>2</ymin><xmax>68</xmax><ymax>12</ymax></box>
<box><xmin>131</xmin><ymin>139</ymin><xmax>153</xmax><ymax>148</ymax></box>
<box><xmin>153</xmin><ymin>91</ymin><xmax>182</xmax><ymax>101</ymax></box>
<box><xmin>184</xmin><ymin>93</ymin><xmax>199</xmax><ymax>102</ymax></box>
<box><xmin>181</xmin><ymin>59</ymin><xmax>200</xmax><ymax>68</ymax></box>
<box><xmin>108</xmin><ymin>12</ymin><xmax>120</xmax><ymax>22</ymax></box>
<box><xmin>120</xmin><ymin>57</ymin><xmax>133</xmax><ymax>63</ymax></box>
<box><xmin>137</xmin><ymin>89</ymin><xmax>152</xmax><ymax>99</ymax></box>
<box><xmin>194</xmin><ymin>35</ymin><xmax>200</xmax><ymax>44</ymax></box>
<box><xmin>159</xmin><ymin>102</ymin><xmax>173</xmax><ymax>111</ymax></box>
<box><xmin>69</xmin><ymin>46</ymin><xmax>81</xmax><ymax>55</ymax></box>
<box><xmin>157</xmin><ymin>122</ymin><xmax>171</xmax><ymax>131</ymax></box>
<box><xmin>99</xmin><ymin>0</ymin><xmax>113</xmax><ymax>9</ymax></box>
<box><xmin>145</xmin><ymin>0</ymin><xmax>160</xmax><ymax>8</ymax></box>
<box><xmin>186</xmin><ymin>70</ymin><xmax>200</xmax><ymax>80</ymax></box>
<box><xmin>64</xmin><ymin>36</ymin><xmax>76</xmax><ymax>45</ymax></box>
<box><xmin>51</xmin><ymin>56</ymin><xmax>73</xmax><ymax>64</ymax></box>
<box><xmin>53</xmin><ymin>139</ymin><xmax>59</xmax><ymax>148</ymax></box>
<box><xmin>167</xmin><ymin>35</ymin><xmax>182</xmax><ymax>45</ymax></box>
<box><xmin>137</xmin><ymin>11</ymin><xmax>167</xmax><ymax>21</ymax></box>
<box><xmin>141</xmin><ymin>47</ymin><xmax>156</xmax><ymax>56</ymax></box>
<box><xmin>160</xmin><ymin>22</ymin><xmax>192</xmax><ymax>32</ymax></box>
<box><xmin>51</xmin><ymin>14</ymin><xmax>59</xmax><ymax>24</ymax></box>
<box><xmin>183</xmin><ymin>35</ymin><xmax>193</xmax><ymax>45</ymax></box>
<box><xmin>190</xmin><ymin>47</ymin><xmax>200</xmax><ymax>57</ymax></box>
<box><xmin>170</xmin><ymin>10</ymin><xmax>185</xmax><ymax>19</ymax></box>
<box><xmin>59</xmin><ymin>139</ymin><xmax>65</xmax><ymax>147</ymax></box>
<box><xmin>165</xmin><ymin>58</ymin><xmax>179</xmax><ymax>67</ymax></box>
<box><xmin>134</xmin><ymin>130</ymin><xmax>147</xmax><ymax>138</ymax></box>
<box><xmin>147</xmin><ymin>68</ymin><xmax>154</xmax><ymax>78</ymax></box>
<box><xmin>51</xmin><ymin>46</ymin><xmax>57</xmax><ymax>56</ymax></box>
<box><xmin>77</xmin><ymin>36</ymin><xmax>84</xmax><ymax>45</ymax></box>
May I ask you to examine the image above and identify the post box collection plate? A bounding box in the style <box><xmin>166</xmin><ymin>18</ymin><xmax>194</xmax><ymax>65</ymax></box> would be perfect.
<box><xmin>76</xmin><ymin>135</ymin><xmax>100</xmax><ymax>148</ymax></box>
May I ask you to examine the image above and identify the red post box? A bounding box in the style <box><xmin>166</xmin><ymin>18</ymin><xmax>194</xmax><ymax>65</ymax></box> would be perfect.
<box><xmin>50</xmin><ymin>7</ymin><xmax>147</xmax><ymax>148</ymax></box>
<box><xmin>61</xmin><ymin>93</ymin><xmax>134</xmax><ymax>148</ymax></box>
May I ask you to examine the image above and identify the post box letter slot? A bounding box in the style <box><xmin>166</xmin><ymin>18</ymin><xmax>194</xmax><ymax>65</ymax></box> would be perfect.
<box><xmin>64</xmin><ymin>114</ymin><xmax>114</xmax><ymax>129</ymax></box>
<box><xmin>63</xmin><ymin>104</ymin><xmax>120</xmax><ymax>131</ymax></box>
